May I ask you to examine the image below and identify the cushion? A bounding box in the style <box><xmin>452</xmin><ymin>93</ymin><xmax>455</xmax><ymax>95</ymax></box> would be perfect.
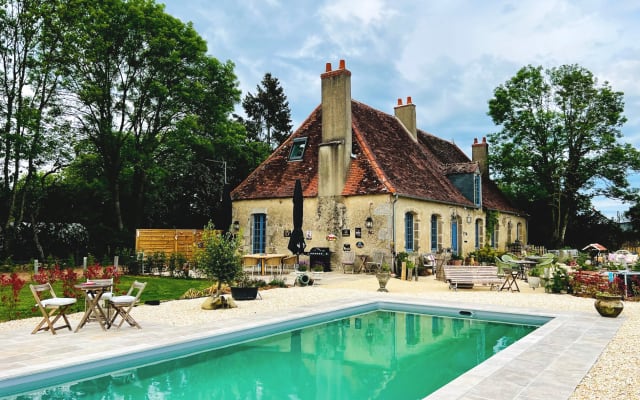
<box><xmin>109</xmin><ymin>295</ymin><xmax>136</xmax><ymax>304</ymax></box>
<box><xmin>41</xmin><ymin>297</ymin><xmax>77</xmax><ymax>307</ymax></box>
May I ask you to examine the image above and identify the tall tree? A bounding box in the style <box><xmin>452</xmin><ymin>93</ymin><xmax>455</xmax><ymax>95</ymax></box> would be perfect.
<box><xmin>241</xmin><ymin>73</ymin><xmax>292</xmax><ymax>148</ymax></box>
<box><xmin>61</xmin><ymin>0</ymin><xmax>236</xmax><ymax>231</ymax></box>
<box><xmin>0</xmin><ymin>0</ymin><xmax>71</xmax><ymax>255</ymax></box>
<box><xmin>487</xmin><ymin>64</ymin><xmax>640</xmax><ymax>247</ymax></box>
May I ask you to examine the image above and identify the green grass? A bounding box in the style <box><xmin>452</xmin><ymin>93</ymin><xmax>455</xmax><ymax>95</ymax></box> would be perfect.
<box><xmin>0</xmin><ymin>275</ymin><xmax>214</xmax><ymax>322</ymax></box>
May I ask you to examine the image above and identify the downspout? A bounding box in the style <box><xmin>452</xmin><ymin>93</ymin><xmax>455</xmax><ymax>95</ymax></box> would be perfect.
<box><xmin>392</xmin><ymin>193</ymin><xmax>399</xmax><ymax>275</ymax></box>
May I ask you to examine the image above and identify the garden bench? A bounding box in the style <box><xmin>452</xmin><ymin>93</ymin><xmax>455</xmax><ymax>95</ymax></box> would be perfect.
<box><xmin>443</xmin><ymin>265</ymin><xmax>503</xmax><ymax>291</ymax></box>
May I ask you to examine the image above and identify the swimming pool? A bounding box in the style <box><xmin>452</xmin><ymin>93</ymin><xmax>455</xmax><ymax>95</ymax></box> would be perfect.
<box><xmin>3</xmin><ymin>302</ymin><xmax>550</xmax><ymax>399</ymax></box>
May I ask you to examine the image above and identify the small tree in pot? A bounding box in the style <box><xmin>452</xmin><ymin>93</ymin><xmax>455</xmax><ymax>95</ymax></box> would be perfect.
<box><xmin>194</xmin><ymin>222</ymin><xmax>242</xmax><ymax>297</ymax></box>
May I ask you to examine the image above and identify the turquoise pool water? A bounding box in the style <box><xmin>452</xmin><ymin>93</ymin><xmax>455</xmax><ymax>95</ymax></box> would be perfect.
<box><xmin>9</xmin><ymin>305</ymin><xmax>544</xmax><ymax>399</ymax></box>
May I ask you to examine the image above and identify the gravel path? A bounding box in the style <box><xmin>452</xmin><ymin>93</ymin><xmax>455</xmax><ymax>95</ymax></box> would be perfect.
<box><xmin>1</xmin><ymin>273</ymin><xmax>637</xmax><ymax>398</ymax></box>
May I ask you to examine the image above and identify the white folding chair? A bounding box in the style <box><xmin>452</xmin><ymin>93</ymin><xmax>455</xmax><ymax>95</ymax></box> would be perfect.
<box><xmin>30</xmin><ymin>283</ymin><xmax>77</xmax><ymax>335</ymax></box>
<box><xmin>108</xmin><ymin>281</ymin><xmax>147</xmax><ymax>329</ymax></box>
<box><xmin>341</xmin><ymin>250</ymin><xmax>356</xmax><ymax>273</ymax></box>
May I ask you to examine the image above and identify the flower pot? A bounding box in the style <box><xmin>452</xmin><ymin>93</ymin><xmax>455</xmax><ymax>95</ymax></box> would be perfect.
<box><xmin>528</xmin><ymin>276</ymin><xmax>541</xmax><ymax>290</ymax></box>
<box><xmin>594</xmin><ymin>293</ymin><xmax>624</xmax><ymax>318</ymax></box>
<box><xmin>230</xmin><ymin>287</ymin><xmax>259</xmax><ymax>300</ymax></box>
<box><xmin>376</xmin><ymin>272</ymin><xmax>391</xmax><ymax>292</ymax></box>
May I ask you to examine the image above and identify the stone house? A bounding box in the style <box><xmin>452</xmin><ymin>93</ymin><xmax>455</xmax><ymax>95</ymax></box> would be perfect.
<box><xmin>231</xmin><ymin>60</ymin><xmax>526</xmax><ymax>269</ymax></box>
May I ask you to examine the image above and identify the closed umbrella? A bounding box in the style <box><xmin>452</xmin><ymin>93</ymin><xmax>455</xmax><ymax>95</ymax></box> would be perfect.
<box><xmin>218</xmin><ymin>184</ymin><xmax>233</xmax><ymax>234</ymax></box>
<box><xmin>287</xmin><ymin>179</ymin><xmax>306</xmax><ymax>257</ymax></box>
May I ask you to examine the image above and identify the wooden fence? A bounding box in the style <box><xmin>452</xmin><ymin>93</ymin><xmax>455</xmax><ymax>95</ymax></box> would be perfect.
<box><xmin>135</xmin><ymin>229</ymin><xmax>203</xmax><ymax>261</ymax></box>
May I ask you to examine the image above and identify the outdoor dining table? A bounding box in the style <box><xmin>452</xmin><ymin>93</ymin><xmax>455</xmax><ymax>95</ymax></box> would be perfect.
<box><xmin>74</xmin><ymin>282</ymin><xmax>112</xmax><ymax>332</ymax></box>
<box><xmin>242</xmin><ymin>254</ymin><xmax>287</xmax><ymax>275</ymax></box>
<box><xmin>510</xmin><ymin>259</ymin><xmax>536</xmax><ymax>281</ymax></box>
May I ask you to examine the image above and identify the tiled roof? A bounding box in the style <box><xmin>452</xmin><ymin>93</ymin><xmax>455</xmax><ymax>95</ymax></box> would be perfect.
<box><xmin>231</xmin><ymin>100</ymin><xmax>522</xmax><ymax>215</ymax></box>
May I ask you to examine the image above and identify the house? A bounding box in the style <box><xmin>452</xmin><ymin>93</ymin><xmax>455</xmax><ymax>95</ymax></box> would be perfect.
<box><xmin>231</xmin><ymin>60</ymin><xmax>526</xmax><ymax>269</ymax></box>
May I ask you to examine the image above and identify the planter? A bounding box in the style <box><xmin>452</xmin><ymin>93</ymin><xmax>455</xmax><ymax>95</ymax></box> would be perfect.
<box><xmin>594</xmin><ymin>293</ymin><xmax>624</xmax><ymax>318</ymax></box>
<box><xmin>376</xmin><ymin>272</ymin><xmax>391</xmax><ymax>292</ymax></box>
<box><xmin>528</xmin><ymin>276</ymin><xmax>541</xmax><ymax>290</ymax></box>
<box><xmin>230</xmin><ymin>287</ymin><xmax>259</xmax><ymax>300</ymax></box>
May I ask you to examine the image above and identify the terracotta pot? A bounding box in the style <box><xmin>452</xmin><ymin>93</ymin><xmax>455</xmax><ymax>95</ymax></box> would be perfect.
<box><xmin>594</xmin><ymin>293</ymin><xmax>624</xmax><ymax>318</ymax></box>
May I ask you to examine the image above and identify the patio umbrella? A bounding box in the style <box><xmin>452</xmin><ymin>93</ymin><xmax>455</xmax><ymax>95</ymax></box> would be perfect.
<box><xmin>287</xmin><ymin>179</ymin><xmax>306</xmax><ymax>257</ymax></box>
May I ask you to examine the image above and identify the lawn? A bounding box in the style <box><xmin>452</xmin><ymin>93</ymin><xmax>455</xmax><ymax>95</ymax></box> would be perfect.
<box><xmin>0</xmin><ymin>274</ymin><xmax>214</xmax><ymax>322</ymax></box>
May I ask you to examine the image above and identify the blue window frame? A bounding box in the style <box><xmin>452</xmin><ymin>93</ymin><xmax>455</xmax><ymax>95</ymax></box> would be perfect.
<box><xmin>405</xmin><ymin>212</ymin><xmax>414</xmax><ymax>252</ymax></box>
<box><xmin>474</xmin><ymin>174</ymin><xmax>482</xmax><ymax>207</ymax></box>
<box><xmin>475</xmin><ymin>219</ymin><xmax>481</xmax><ymax>248</ymax></box>
<box><xmin>430</xmin><ymin>215</ymin><xmax>438</xmax><ymax>252</ymax></box>
<box><xmin>252</xmin><ymin>213</ymin><xmax>266</xmax><ymax>254</ymax></box>
<box><xmin>451</xmin><ymin>218</ymin><xmax>459</xmax><ymax>255</ymax></box>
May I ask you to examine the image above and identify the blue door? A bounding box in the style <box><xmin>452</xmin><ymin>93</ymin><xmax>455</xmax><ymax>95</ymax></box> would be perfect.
<box><xmin>451</xmin><ymin>219</ymin><xmax>459</xmax><ymax>255</ymax></box>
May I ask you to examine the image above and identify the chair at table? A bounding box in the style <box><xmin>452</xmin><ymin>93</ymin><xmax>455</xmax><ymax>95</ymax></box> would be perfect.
<box><xmin>422</xmin><ymin>253</ymin><xmax>436</xmax><ymax>275</ymax></box>
<box><xmin>108</xmin><ymin>281</ymin><xmax>147</xmax><ymax>329</ymax></box>
<box><xmin>341</xmin><ymin>250</ymin><xmax>356</xmax><ymax>273</ymax></box>
<box><xmin>281</xmin><ymin>255</ymin><xmax>298</xmax><ymax>274</ymax></box>
<box><xmin>264</xmin><ymin>255</ymin><xmax>284</xmax><ymax>276</ymax></box>
<box><xmin>365</xmin><ymin>251</ymin><xmax>384</xmax><ymax>273</ymax></box>
<box><xmin>30</xmin><ymin>283</ymin><xmax>77</xmax><ymax>335</ymax></box>
<box><xmin>242</xmin><ymin>255</ymin><xmax>261</xmax><ymax>277</ymax></box>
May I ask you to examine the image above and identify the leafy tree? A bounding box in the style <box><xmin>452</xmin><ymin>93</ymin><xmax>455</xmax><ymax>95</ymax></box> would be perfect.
<box><xmin>240</xmin><ymin>73</ymin><xmax>292</xmax><ymax>148</ymax></box>
<box><xmin>194</xmin><ymin>222</ymin><xmax>242</xmax><ymax>295</ymax></box>
<box><xmin>488</xmin><ymin>64</ymin><xmax>640</xmax><ymax>247</ymax></box>
<box><xmin>0</xmin><ymin>0</ymin><xmax>72</xmax><ymax>256</ymax></box>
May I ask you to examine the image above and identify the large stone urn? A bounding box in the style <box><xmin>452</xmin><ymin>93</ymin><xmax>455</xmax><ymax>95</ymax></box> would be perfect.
<box><xmin>376</xmin><ymin>272</ymin><xmax>391</xmax><ymax>292</ymax></box>
<box><xmin>594</xmin><ymin>293</ymin><xmax>624</xmax><ymax>318</ymax></box>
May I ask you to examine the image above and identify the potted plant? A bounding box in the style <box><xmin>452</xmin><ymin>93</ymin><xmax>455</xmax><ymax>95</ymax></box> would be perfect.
<box><xmin>194</xmin><ymin>222</ymin><xmax>246</xmax><ymax>299</ymax></box>
<box><xmin>527</xmin><ymin>266</ymin><xmax>542</xmax><ymax>289</ymax></box>
<box><xmin>376</xmin><ymin>262</ymin><xmax>391</xmax><ymax>292</ymax></box>
<box><xmin>230</xmin><ymin>272</ymin><xmax>261</xmax><ymax>300</ymax></box>
<box><xmin>450</xmin><ymin>253</ymin><xmax>463</xmax><ymax>266</ymax></box>
<box><xmin>594</xmin><ymin>291</ymin><xmax>624</xmax><ymax>317</ymax></box>
<box><xmin>406</xmin><ymin>259</ymin><xmax>416</xmax><ymax>281</ymax></box>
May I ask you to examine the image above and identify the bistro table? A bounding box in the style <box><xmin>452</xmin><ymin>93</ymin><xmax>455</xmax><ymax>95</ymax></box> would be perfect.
<box><xmin>356</xmin><ymin>254</ymin><xmax>369</xmax><ymax>274</ymax></box>
<box><xmin>74</xmin><ymin>282</ymin><xmax>113</xmax><ymax>332</ymax></box>
<box><xmin>510</xmin><ymin>259</ymin><xmax>536</xmax><ymax>282</ymax></box>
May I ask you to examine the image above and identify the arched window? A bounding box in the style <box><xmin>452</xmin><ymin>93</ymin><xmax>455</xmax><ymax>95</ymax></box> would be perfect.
<box><xmin>430</xmin><ymin>214</ymin><xmax>440</xmax><ymax>252</ymax></box>
<box><xmin>405</xmin><ymin>212</ymin><xmax>419</xmax><ymax>252</ymax></box>
<box><xmin>475</xmin><ymin>219</ymin><xmax>484</xmax><ymax>249</ymax></box>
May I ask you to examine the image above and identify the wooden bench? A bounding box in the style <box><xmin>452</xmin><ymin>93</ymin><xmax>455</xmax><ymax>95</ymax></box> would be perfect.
<box><xmin>443</xmin><ymin>265</ymin><xmax>503</xmax><ymax>291</ymax></box>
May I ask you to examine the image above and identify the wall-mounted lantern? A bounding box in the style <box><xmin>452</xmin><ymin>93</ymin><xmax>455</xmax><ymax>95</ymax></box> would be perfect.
<box><xmin>365</xmin><ymin>217</ymin><xmax>373</xmax><ymax>234</ymax></box>
<box><xmin>232</xmin><ymin>220</ymin><xmax>240</xmax><ymax>232</ymax></box>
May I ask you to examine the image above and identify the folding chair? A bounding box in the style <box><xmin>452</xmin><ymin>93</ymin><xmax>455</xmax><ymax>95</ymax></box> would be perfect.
<box><xmin>365</xmin><ymin>252</ymin><xmax>384</xmax><ymax>273</ymax></box>
<box><xmin>30</xmin><ymin>283</ymin><xmax>77</xmax><ymax>335</ymax></box>
<box><xmin>108</xmin><ymin>281</ymin><xmax>147</xmax><ymax>329</ymax></box>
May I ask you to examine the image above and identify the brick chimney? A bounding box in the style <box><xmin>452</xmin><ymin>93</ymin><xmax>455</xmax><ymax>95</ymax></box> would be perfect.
<box><xmin>394</xmin><ymin>97</ymin><xmax>417</xmax><ymax>140</ymax></box>
<box><xmin>319</xmin><ymin>59</ymin><xmax>352</xmax><ymax>197</ymax></box>
<box><xmin>472</xmin><ymin>137</ymin><xmax>489</xmax><ymax>177</ymax></box>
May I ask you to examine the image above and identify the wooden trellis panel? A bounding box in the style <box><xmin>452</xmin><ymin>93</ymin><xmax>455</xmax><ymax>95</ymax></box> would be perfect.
<box><xmin>135</xmin><ymin>229</ymin><xmax>203</xmax><ymax>260</ymax></box>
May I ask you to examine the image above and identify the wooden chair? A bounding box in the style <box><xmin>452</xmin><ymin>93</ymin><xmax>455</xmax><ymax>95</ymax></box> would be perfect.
<box><xmin>30</xmin><ymin>283</ymin><xmax>77</xmax><ymax>335</ymax></box>
<box><xmin>365</xmin><ymin>252</ymin><xmax>384</xmax><ymax>273</ymax></box>
<box><xmin>108</xmin><ymin>281</ymin><xmax>147</xmax><ymax>329</ymax></box>
<box><xmin>341</xmin><ymin>250</ymin><xmax>356</xmax><ymax>273</ymax></box>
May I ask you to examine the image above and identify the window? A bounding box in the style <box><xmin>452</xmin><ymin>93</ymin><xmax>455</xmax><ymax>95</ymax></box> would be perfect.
<box><xmin>252</xmin><ymin>213</ymin><xmax>266</xmax><ymax>254</ymax></box>
<box><xmin>516</xmin><ymin>222</ymin><xmax>523</xmax><ymax>242</ymax></box>
<box><xmin>474</xmin><ymin>173</ymin><xmax>482</xmax><ymax>207</ymax></box>
<box><xmin>451</xmin><ymin>217</ymin><xmax>459</xmax><ymax>256</ymax></box>
<box><xmin>430</xmin><ymin>215</ymin><xmax>439</xmax><ymax>252</ymax></box>
<box><xmin>475</xmin><ymin>219</ymin><xmax>483</xmax><ymax>249</ymax></box>
<box><xmin>288</xmin><ymin>137</ymin><xmax>307</xmax><ymax>161</ymax></box>
<box><xmin>405</xmin><ymin>212</ymin><xmax>418</xmax><ymax>252</ymax></box>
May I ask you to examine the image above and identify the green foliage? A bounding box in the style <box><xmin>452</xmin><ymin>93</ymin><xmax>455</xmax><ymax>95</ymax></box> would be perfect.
<box><xmin>488</xmin><ymin>64</ymin><xmax>640</xmax><ymax>247</ymax></box>
<box><xmin>194</xmin><ymin>222</ymin><xmax>242</xmax><ymax>293</ymax></box>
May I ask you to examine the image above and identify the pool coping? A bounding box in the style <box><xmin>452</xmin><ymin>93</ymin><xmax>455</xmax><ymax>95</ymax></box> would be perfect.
<box><xmin>0</xmin><ymin>295</ymin><xmax>623</xmax><ymax>399</ymax></box>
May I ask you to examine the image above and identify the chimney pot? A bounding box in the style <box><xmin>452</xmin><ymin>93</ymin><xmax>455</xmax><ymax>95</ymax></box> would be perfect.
<box><xmin>474</xmin><ymin>138</ymin><xmax>478</xmax><ymax>144</ymax></box>
<box><xmin>482</xmin><ymin>137</ymin><xmax>486</xmax><ymax>143</ymax></box>
<box><xmin>339</xmin><ymin>59</ymin><xmax>346</xmax><ymax>69</ymax></box>
<box><xmin>407</xmin><ymin>96</ymin><xmax>412</xmax><ymax>104</ymax></box>
<box><xmin>397</xmin><ymin>98</ymin><xmax>402</xmax><ymax>106</ymax></box>
<box><xmin>325</xmin><ymin>63</ymin><xmax>332</xmax><ymax>72</ymax></box>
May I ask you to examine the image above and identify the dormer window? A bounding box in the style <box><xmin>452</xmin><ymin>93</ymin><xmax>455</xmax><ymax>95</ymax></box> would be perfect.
<box><xmin>288</xmin><ymin>137</ymin><xmax>307</xmax><ymax>161</ymax></box>
<box><xmin>474</xmin><ymin>173</ymin><xmax>482</xmax><ymax>207</ymax></box>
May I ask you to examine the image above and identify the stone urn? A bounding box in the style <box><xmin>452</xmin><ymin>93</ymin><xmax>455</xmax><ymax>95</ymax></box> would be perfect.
<box><xmin>528</xmin><ymin>276</ymin><xmax>541</xmax><ymax>290</ymax></box>
<box><xmin>594</xmin><ymin>293</ymin><xmax>624</xmax><ymax>318</ymax></box>
<box><xmin>376</xmin><ymin>272</ymin><xmax>391</xmax><ymax>292</ymax></box>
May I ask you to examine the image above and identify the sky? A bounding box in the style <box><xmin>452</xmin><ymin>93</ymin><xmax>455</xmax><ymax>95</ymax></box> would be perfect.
<box><xmin>160</xmin><ymin>0</ymin><xmax>640</xmax><ymax>219</ymax></box>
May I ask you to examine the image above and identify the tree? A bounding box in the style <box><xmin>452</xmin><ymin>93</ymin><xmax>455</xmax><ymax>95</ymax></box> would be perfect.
<box><xmin>194</xmin><ymin>222</ymin><xmax>242</xmax><ymax>295</ymax></box>
<box><xmin>487</xmin><ymin>64</ymin><xmax>640</xmax><ymax>247</ymax></box>
<box><xmin>240</xmin><ymin>73</ymin><xmax>292</xmax><ymax>148</ymax></box>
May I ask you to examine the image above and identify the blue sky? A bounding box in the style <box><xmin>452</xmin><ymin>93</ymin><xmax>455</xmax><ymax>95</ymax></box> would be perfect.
<box><xmin>160</xmin><ymin>0</ymin><xmax>640</xmax><ymax>219</ymax></box>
